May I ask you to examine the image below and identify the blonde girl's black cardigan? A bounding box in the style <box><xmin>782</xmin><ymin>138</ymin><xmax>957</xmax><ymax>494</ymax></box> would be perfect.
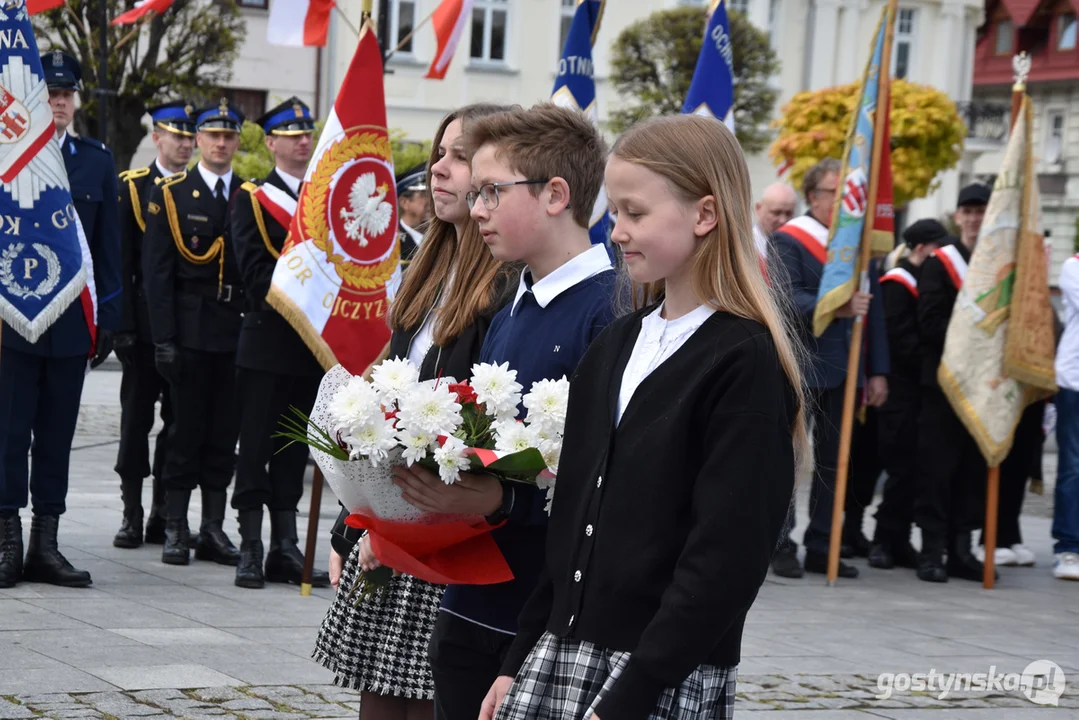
<box><xmin>501</xmin><ymin>307</ymin><xmax>798</xmax><ymax>720</ymax></box>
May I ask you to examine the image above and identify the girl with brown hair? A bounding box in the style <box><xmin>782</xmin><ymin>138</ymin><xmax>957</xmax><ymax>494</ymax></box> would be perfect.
<box><xmin>481</xmin><ymin>114</ymin><xmax>807</xmax><ymax>720</ymax></box>
<box><xmin>313</xmin><ymin>103</ymin><xmax>517</xmax><ymax>720</ymax></box>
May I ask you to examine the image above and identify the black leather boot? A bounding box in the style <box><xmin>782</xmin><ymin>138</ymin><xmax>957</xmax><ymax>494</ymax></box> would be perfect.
<box><xmin>144</xmin><ymin>476</ymin><xmax>167</xmax><ymax>545</ymax></box>
<box><xmin>265</xmin><ymin>510</ymin><xmax>329</xmax><ymax>587</ymax></box>
<box><xmin>947</xmin><ymin>531</ymin><xmax>997</xmax><ymax>582</ymax></box>
<box><xmin>868</xmin><ymin>542</ymin><xmax>896</xmax><ymax>569</ymax></box>
<box><xmin>113</xmin><ymin>477</ymin><xmax>144</xmax><ymax>549</ymax></box>
<box><xmin>235</xmin><ymin>509</ymin><xmax>265</xmax><ymax>589</ymax></box>
<box><xmin>195</xmin><ymin>490</ymin><xmax>240</xmax><ymax>566</ymax></box>
<box><xmin>916</xmin><ymin>536</ymin><xmax>948</xmax><ymax>583</ymax></box>
<box><xmin>162</xmin><ymin>489</ymin><xmax>192</xmax><ymax>566</ymax></box>
<box><xmin>22</xmin><ymin>515</ymin><xmax>92</xmax><ymax>587</ymax></box>
<box><xmin>0</xmin><ymin>513</ymin><xmax>23</xmax><ymax>588</ymax></box>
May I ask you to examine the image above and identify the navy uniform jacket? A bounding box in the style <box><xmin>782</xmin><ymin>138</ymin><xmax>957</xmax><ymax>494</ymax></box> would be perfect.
<box><xmin>2</xmin><ymin>134</ymin><xmax>122</xmax><ymax>358</ymax></box>
<box><xmin>773</xmin><ymin>214</ymin><xmax>889</xmax><ymax>389</ymax></box>
<box><xmin>231</xmin><ymin>169</ymin><xmax>321</xmax><ymax>376</ymax></box>
<box><xmin>398</xmin><ymin>221</ymin><xmax>420</xmax><ymax>267</ymax></box>
<box><xmin>917</xmin><ymin>239</ymin><xmax>967</xmax><ymax>388</ymax></box>
<box><xmin>142</xmin><ymin>169</ymin><xmax>244</xmax><ymax>353</ymax></box>
<box><xmin>879</xmin><ymin>258</ymin><xmax>923</xmax><ymax>382</ymax></box>
<box><xmin>117</xmin><ymin>163</ymin><xmax>164</xmax><ymax>344</ymax></box>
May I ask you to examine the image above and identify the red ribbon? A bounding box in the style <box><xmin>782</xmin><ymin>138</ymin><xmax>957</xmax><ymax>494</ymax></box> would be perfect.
<box><xmin>344</xmin><ymin>512</ymin><xmax>513</xmax><ymax>586</ymax></box>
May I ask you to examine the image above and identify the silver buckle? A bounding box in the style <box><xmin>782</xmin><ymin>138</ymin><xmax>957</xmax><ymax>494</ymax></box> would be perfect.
<box><xmin>219</xmin><ymin>284</ymin><xmax>233</xmax><ymax>303</ymax></box>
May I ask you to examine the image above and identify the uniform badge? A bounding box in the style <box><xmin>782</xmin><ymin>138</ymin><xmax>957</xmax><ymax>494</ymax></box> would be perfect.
<box><xmin>218</xmin><ymin>97</ymin><xmax>228</xmax><ymax>117</ymax></box>
<box><xmin>51</xmin><ymin>50</ymin><xmax>63</xmax><ymax>68</ymax></box>
<box><xmin>148</xmin><ymin>202</ymin><xmax>161</xmax><ymax>215</ymax></box>
<box><xmin>293</xmin><ymin>102</ymin><xmax>303</xmax><ymax>118</ymax></box>
<box><xmin>192</xmin><ymin>189</ymin><xmax>200</xmax><ymax>198</ymax></box>
<box><xmin>191</xmin><ymin>236</ymin><xmax>200</xmax><ymax>248</ymax></box>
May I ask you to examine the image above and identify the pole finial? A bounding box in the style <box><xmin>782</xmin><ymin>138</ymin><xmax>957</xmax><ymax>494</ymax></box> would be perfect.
<box><xmin>1012</xmin><ymin>51</ymin><xmax>1031</xmax><ymax>91</ymax></box>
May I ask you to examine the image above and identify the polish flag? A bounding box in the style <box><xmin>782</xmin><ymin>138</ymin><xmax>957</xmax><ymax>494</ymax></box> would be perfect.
<box><xmin>111</xmin><ymin>0</ymin><xmax>174</xmax><ymax>25</ymax></box>
<box><xmin>27</xmin><ymin>0</ymin><xmax>65</xmax><ymax>14</ymax></box>
<box><xmin>253</xmin><ymin>183</ymin><xmax>298</xmax><ymax>229</ymax></box>
<box><xmin>267</xmin><ymin>0</ymin><xmax>334</xmax><ymax>47</ymax></box>
<box><xmin>426</xmin><ymin>0</ymin><xmax>474</xmax><ymax>80</ymax></box>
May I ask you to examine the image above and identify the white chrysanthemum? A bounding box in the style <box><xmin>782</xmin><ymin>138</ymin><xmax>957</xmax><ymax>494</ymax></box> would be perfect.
<box><xmin>523</xmin><ymin>377</ymin><xmax>569</xmax><ymax>431</ymax></box>
<box><xmin>470</xmin><ymin>362</ymin><xmax>523</xmax><ymax>419</ymax></box>
<box><xmin>396</xmin><ymin>384</ymin><xmax>462</xmax><ymax>437</ymax></box>
<box><xmin>329</xmin><ymin>377</ymin><xmax>383</xmax><ymax>431</ymax></box>
<box><xmin>492</xmin><ymin>419</ymin><xmax>540</xmax><ymax>454</ymax></box>
<box><xmin>538</xmin><ymin>439</ymin><xmax>561</xmax><ymax>475</ymax></box>
<box><xmin>370</xmin><ymin>357</ymin><xmax>420</xmax><ymax>405</ymax></box>
<box><xmin>399</xmin><ymin>430</ymin><xmax>436</xmax><ymax>466</ymax></box>
<box><xmin>433</xmin><ymin>436</ymin><xmax>471</xmax><ymax>484</ymax></box>
<box><xmin>341</xmin><ymin>416</ymin><xmax>399</xmax><ymax>465</ymax></box>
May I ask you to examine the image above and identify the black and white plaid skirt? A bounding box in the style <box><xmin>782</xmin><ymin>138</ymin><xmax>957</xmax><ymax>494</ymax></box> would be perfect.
<box><xmin>311</xmin><ymin>540</ymin><xmax>444</xmax><ymax>698</ymax></box>
<box><xmin>494</xmin><ymin>632</ymin><xmax>737</xmax><ymax>720</ymax></box>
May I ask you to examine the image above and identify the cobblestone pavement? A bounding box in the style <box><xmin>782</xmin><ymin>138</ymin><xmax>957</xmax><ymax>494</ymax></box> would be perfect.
<box><xmin>1</xmin><ymin>369</ymin><xmax>1075</xmax><ymax>719</ymax></box>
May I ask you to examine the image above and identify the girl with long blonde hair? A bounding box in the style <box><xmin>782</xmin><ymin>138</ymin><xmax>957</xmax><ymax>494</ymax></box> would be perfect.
<box><xmin>480</xmin><ymin>114</ymin><xmax>806</xmax><ymax>720</ymax></box>
<box><xmin>313</xmin><ymin>103</ymin><xmax>517</xmax><ymax>720</ymax></box>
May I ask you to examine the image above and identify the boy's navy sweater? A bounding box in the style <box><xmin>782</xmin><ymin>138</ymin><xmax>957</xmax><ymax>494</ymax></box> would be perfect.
<box><xmin>440</xmin><ymin>268</ymin><xmax>617</xmax><ymax>634</ymax></box>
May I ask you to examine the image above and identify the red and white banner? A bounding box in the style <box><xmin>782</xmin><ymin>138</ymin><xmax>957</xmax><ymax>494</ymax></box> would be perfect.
<box><xmin>267</xmin><ymin>0</ymin><xmax>333</xmax><ymax>47</ymax></box>
<box><xmin>267</xmin><ymin>19</ymin><xmax>398</xmax><ymax>376</ymax></box>
<box><xmin>27</xmin><ymin>0</ymin><xmax>65</xmax><ymax>15</ymax></box>
<box><xmin>426</xmin><ymin>0</ymin><xmax>473</xmax><ymax>80</ymax></box>
<box><xmin>111</xmin><ymin>0</ymin><xmax>174</xmax><ymax>25</ymax></box>
<box><xmin>253</xmin><ymin>183</ymin><xmax>298</xmax><ymax>229</ymax></box>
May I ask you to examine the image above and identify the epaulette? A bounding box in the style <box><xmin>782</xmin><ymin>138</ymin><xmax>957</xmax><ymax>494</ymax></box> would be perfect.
<box><xmin>119</xmin><ymin>167</ymin><xmax>151</xmax><ymax>182</ymax></box>
<box><xmin>72</xmin><ymin>135</ymin><xmax>111</xmax><ymax>154</ymax></box>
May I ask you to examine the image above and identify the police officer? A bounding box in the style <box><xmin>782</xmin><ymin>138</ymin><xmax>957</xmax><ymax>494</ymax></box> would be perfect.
<box><xmin>395</xmin><ymin>163</ymin><xmax>428</xmax><ymax>263</ymax></box>
<box><xmin>143</xmin><ymin>99</ymin><xmax>245</xmax><ymax>567</ymax></box>
<box><xmin>868</xmin><ymin>219</ymin><xmax>946</xmax><ymax>570</ymax></box>
<box><xmin>231</xmin><ymin>98</ymin><xmax>329</xmax><ymax>589</ymax></box>
<box><xmin>112</xmin><ymin>102</ymin><xmax>196</xmax><ymax>549</ymax></box>
<box><xmin>913</xmin><ymin>184</ymin><xmax>992</xmax><ymax>582</ymax></box>
<box><xmin>0</xmin><ymin>52</ymin><xmax>121</xmax><ymax>588</ymax></box>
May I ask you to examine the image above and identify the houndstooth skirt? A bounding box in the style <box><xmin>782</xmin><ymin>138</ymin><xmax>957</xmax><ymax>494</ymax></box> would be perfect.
<box><xmin>312</xmin><ymin>539</ymin><xmax>444</xmax><ymax>698</ymax></box>
<box><xmin>494</xmin><ymin>632</ymin><xmax>737</xmax><ymax>720</ymax></box>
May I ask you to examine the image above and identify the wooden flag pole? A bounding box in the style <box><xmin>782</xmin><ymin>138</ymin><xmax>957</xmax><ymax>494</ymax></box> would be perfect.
<box><xmin>983</xmin><ymin>52</ymin><xmax>1031</xmax><ymax>590</ymax></box>
<box><xmin>826</xmin><ymin>0</ymin><xmax>897</xmax><ymax>585</ymax></box>
<box><xmin>299</xmin><ymin>465</ymin><xmax>325</xmax><ymax>596</ymax></box>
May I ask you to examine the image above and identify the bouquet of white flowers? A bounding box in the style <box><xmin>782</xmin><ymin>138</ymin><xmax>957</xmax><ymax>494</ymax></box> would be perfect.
<box><xmin>277</xmin><ymin>358</ymin><xmax>566</xmax><ymax>597</ymax></box>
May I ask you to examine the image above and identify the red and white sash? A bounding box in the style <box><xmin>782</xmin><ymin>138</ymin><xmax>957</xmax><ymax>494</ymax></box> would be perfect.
<box><xmin>776</xmin><ymin>215</ymin><xmax>828</xmax><ymax>265</ymax></box>
<box><xmin>253</xmin><ymin>183</ymin><xmax>298</xmax><ymax>229</ymax></box>
<box><xmin>880</xmin><ymin>267</ymin><xmax>918</xmax><ymax>297</ymax></box>
<box><xmin>933</xmin><ymin>245</ymin><xmax>968</xmax><ymax>289</ymax></box>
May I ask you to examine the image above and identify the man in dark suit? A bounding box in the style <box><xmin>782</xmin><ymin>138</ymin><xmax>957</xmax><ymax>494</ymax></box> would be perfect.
<box><xmin>230</xmin><ymin>98</ymin><xmax>329</xmax><ymax>589</ymax></box>
<box><xmin>112</xmin><ymin>101</ymin><xmax>196</xmax><ymax>550</ymax></box>
<box><xmin>143</xmin><ymin>99</ymin><xmax>246</xmax><ymax>568</ymax></box>
<box><xmin>395</xmin><ymin>163</ymin><xmax>428</xmax><ymax>264</ymax></box>
<box><xmin>771</xmin><ymin>157</ymin><xmax>890</xmax><ymax>579</ymax></box>
<box><xmin>0</xmin><ymin>52</ymin><xmax>121</xmax><ymax>588</ymax></box>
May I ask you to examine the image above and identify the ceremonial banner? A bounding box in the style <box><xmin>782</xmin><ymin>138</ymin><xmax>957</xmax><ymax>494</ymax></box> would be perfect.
<box><xmin>811</xmin><ymin>6</ymin><xmax>896</xmax><ymax>337</ymax></box>
<box><xmin>682</xmin><ymin>0</ymin><xmax>735</xmax><ymax>132</ymax></box>
<box><xmin>551</xmin><ymin>0</ymin><xmax>607</xmax><ymax>246</ymax></box>
<box><xmin>266</xmin><ymin>20</ymin><xmax>397</xmax><ymax>376</ymax></box>
<box><xmin>266</xmin><ymin>0</ymin><xmax>333</xmax><ymax>47</ymax></box>
<box><xmin>0</xmin><ymin>2</ymin><xmax>88</xmax><ymax>343</ymax></box>
<box><xmin>939</xmin><ymin>96</ymin><xmax>1057</xmax><ymax>466</ymax></box>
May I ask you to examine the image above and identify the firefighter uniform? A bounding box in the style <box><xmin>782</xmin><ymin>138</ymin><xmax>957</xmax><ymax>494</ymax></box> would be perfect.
<box><xmin>143</xmin><ymin>100</ymin><xmax>245</xmax><ymax>567</ymax></box>
<box><xmin>112</xmin><ymin>102</ymin><xmax>195</xmax><ymax>549</ymax></box>
<box><xmin>231</xmin><ymin>98</ymin><xmax>329</xmax><ymax>589</ymax></box>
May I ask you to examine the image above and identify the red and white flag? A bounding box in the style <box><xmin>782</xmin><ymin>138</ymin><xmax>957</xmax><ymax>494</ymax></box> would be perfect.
<box><xmin>267</xmin><ymin>0</ymin><xmax>334</xmax><ymax>47</ymax></box>
<box><xmin>111</xmin><ymin>0</ymin><xmax>173</xmax><ymax>25</ymax></box>
<box><xmin>27</xmin><ymin>0</ymin><xmax>65</xmax><ymax>14</ymax></box>
<box><xmin>426</xmin><ymin>0</ymin><xmax>473</xmax><ymax>80</ymax></box>
<box><xmin>253</xmin><ymin>183</ymin><xmax>298</xmax><ymax>229</ymax></box>
<box><xmin>266</xmin><ymin>19</ymin><xmax>398</xmax><ymax>375</ymax></box>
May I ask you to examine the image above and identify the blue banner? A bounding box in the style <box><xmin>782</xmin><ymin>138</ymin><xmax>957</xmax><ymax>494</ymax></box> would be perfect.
<box><xmin>682</xmin><ymin>0</ymin><xmax>735</xmax><ymax>131</ymax></box>
<box><xmin>811</xmin><ymin>7</ymin><xmax>889</xmax><ymax>337</ymax></box>
<box><xmin>0</xmin><ymin>0</ymin><xmax>87</xmax><ymax>343</ymax></box>
<box><xmin>551</xmin><ymin>0</ymin><xmax>608</xmax><ymax>246</ymax></box>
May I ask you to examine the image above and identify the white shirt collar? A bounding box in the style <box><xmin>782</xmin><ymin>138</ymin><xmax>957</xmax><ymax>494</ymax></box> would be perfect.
<box><xmin>57</xmin><ymin>131</ymin><xmax>68</xmax><ymax>147</ymax></box>
<box><xmin>641</xmin><ymin>302</ymin><xmax>716</xmax><ymax>336</ymax></box>
<box><xmin>197</xmin><ymin>162</ymin><xmax>233</xmax><ymax>196</ymax></box>
<box><xmin>274</xmin><ymin>166</ymin><xmax>303</xmax><ymax>195</ymax></box>
<box><xmin>511</xmin><ymin>244</ymin><xmax>613</xmax><ymax>316</ymax></box>
<box><xmin>155</xmin><ymin>159</ymin><xmax>178</xmax><ymax>178</ymax></box>
<box><xmin>401</xmin><ymin>221</ymin><xmax>424</xmax><ymax>245</ymax></box>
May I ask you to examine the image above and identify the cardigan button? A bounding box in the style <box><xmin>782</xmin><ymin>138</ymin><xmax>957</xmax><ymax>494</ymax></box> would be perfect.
<box><xmin>574</xmin><ymin>570</ymin><xmax>582</xmax><ymax>582</ymax></box>
<box><xmin>596</xmin><ymin>476</ymin><xmax>603</xmax><ymax>488</ymax></box>
<box><xmin>585</xmin><ymin>524</ymin><xmax>593</xmax><ymax>537</ymax></box>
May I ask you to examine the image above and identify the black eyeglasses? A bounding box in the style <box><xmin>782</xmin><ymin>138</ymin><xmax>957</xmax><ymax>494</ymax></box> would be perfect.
<box><xmin>466</xmin><ymin>179</ymin><xmax>550</xmax><ymax>211</ymax></box>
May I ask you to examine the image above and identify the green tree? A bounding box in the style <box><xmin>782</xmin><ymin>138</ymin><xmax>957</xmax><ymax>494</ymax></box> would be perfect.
<box><xmin>608</xmin><ymin>6</ymin><xmax>779</xmax><ymax>153</ymax></box>
<box><xmin>33</xmin><ymin>0</ymin><xmax>246</xmax><ymax>171</ymax></box>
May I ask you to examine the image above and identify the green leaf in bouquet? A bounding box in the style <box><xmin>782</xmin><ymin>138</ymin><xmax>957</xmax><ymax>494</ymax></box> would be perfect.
<box><xmin>470</xmin><ymin>447</ymin><xmax>549</xmax><ymax>484</ymax></box>
<box><xmin>273</xmin><ymin>405</ymin><xmax>350</xmax><ymax>461</ymax></box>
<box><xmin>346</xmin><ymin>565</ymin><xmax>395</xmax><ymax>605</ymax></box>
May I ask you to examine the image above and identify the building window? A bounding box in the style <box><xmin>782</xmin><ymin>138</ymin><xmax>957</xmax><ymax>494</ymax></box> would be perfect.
<box><xmin>223</xmin><ymin>89</ymin><xmax>267</xmax><ymax>121</ymax></box>
<box><xmin>892</xmin><ymin>8</ymin><xmax>915</xmax><ymax>79</ymax></box>
<box><xmin>1059</xmin><ymin>13</ymin><xmax>1077</xmax><ymax>50</ymax></box>
<box><xmin>559</xmin><ymin>0</ymin><xmax>574</xmax><ymax>54</ymax></box>
<box><xmin>470</xmin><ymin>0</ymin><xmax>508</xmax><ymax>62</ymax></box>
<box><xmin>1045</xmin><ymin>110</ymin><xmax>1065</xmax><ymax>164</ymax></box>
<box><xmin>996</xmin><ymin>19</ymin><xmax>1014</xmax><ymax>55</ymax></box>
<box><xmin>391</xmin><ymin>0</ymin><xmax>417</xmax><ymax>54</ymax></box>
<box><xmin>729</xmin><ymin>0</ymin><xmax>749</xmax><ymax>14</ymax></box>
<box><xmin>238</xmin><ymin>0</ymin><xmax>268</xmax><ymax>9</ymax></box>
